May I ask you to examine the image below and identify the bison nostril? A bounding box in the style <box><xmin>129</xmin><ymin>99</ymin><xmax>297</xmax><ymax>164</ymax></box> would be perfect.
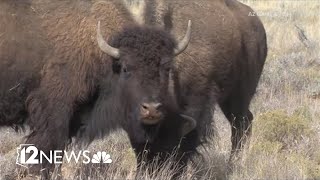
<box><xmin>140</xmin><ymin>102</ymin><xmax>163</xmax><ymax>125</ymax></box>
<box><xmin>141</xmin><ymin>102</ymin><xmax>162</xmax><ymax>111</ymax></box>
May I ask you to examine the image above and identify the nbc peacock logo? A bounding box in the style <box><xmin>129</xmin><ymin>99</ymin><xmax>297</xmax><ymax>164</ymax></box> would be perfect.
<box><xmin>91</xmin><ymin>151</ymin><xmax>112</xmax><ymax>164</ymax></box>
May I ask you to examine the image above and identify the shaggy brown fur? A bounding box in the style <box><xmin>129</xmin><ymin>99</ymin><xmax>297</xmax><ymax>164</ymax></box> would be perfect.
<box><xmin>0</xmin><ymin>0</ymin><xmax>266</xmax><ymax>178</ymax></box>
<box><xmin>0</xmin><ymin>0</ymin><xmax>122</xmax><ymax>176</ymax></box>
<box><xmin>82</xmin><ymin>0</ymin><xmax>267</xmax><ymax>176</ymax></box>
<box><xmin>0</xmin><ymin>0</ymin><xmax>128</xmax><ymax>127</ymax></box>
<box><xmin>0</xmin><ymin>0</ymin><xmax>181</xmax><ymax>177</ymax></box>
<box><xmin>134</xmin><ymin>0</ymin><xmax>267</xmax><ymax>173</ymax></box>
<box><xmin>169</xmin><ymin>0</ymin><xmax>267</xmax><ymax>157</ymax></box>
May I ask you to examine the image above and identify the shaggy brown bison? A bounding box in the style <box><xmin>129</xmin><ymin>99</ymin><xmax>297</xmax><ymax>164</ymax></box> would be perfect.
<box><xmin>83</xmin><ymin>0</ymin><xmax>267</xmax><ymax>174</ymax></box>
<box><xmin>170</xmin><ymin>0</ymin><xmax>268</xmax><ymax>154</ymax></box>
<box><xmin>0</xmin><ymin>0</ymin><xmax>192</xmax><ymax>177</ymax></box>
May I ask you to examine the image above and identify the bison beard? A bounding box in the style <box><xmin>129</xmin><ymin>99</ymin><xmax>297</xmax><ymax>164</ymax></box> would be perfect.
<box><xmin>79</xmin><ymin>83</ymin><xmax>201</xmax><ymax>177</ymax></box>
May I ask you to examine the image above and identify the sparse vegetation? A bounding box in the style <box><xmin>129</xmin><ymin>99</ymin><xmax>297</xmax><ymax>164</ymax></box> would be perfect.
<box><xmin>1</xmin><ymin>0</ymin><xmax>319</xmax><ymax>179</ymax></box>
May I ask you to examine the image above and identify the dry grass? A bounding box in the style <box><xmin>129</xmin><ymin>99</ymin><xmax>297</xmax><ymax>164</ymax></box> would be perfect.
<box><xmin>1</xmin><ymin>0</ymin><xmax>319</xmax><ymax>179</ymax></box>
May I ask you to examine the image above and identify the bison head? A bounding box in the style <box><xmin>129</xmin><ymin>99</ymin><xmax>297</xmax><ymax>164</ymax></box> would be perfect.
<box><xmin>75</xmin><ymin>21</ymin><xmax>198</xmax><ymax>168</ymax></box>
<box><xmin>96</xmin><ymin>21</ymin><xmax>195</xmax><ymax>136</ymax></box>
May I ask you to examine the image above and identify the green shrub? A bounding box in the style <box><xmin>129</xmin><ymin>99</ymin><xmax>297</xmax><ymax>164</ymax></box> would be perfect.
<box><xmin>247</xmin><ymin>108</ymin><xmax>320</xmax><ymax>179</ymax></box>
<box><xmin>253</xmin><ymin>109</ymin><xmax>313</xmax><ymax>151</ymax></box>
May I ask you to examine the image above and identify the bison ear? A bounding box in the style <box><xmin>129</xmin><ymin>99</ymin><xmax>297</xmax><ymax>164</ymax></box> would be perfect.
<box><xmin>180</xmin><ymin>114</ymin><xmax>197</xmax><ymax>136</ymax></box>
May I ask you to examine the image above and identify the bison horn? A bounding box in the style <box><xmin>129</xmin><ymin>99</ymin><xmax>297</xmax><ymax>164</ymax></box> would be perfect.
<box><xmin>174</xmin><ymin>20</ymin><xmax>192</xmax><ymax>56</ymax></box>
<box><xmin>180</xmin><ymin>114</ymin><xmax>197</xmax><ymax>136</ymax></box>
<box><xmin>97</xmin><ymin>21</ymin><xmax>120</xmax><ymax>59</ymax></box>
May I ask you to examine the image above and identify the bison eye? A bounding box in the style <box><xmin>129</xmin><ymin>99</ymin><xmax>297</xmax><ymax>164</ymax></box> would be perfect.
<box><xmin>121</xmin><ymin>65</ymin><xmax>132</xmax><ymax>79</ymax></box>
<box><xmin>123</xmin><ymin>67</ymin><xmax>128</xmax><ymax>73</ymax></box>
<box><xmin>112</xmin><ymin>61</ymin><xmax>121</xmax><ymax>74</ymax></box>
<box><xmin>122</xmin><ymin>64</ymin><xmax>133</xmax><ymax>74</ymax></box>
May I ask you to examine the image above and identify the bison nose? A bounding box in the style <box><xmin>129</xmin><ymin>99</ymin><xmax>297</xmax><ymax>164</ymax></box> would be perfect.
<box><xmin>141</xmin><ymin>102</ymin><xmax>162</xmax><ymax>110</ymax></box>
<box><xmin>140</xmin><ymin>102</ymin><xmax>163</xmax><ymax>125</ymax></box>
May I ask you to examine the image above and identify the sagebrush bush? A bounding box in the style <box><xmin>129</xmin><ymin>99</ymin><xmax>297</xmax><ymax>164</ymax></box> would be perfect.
<box><xmin>253</xmin><ymin>109</ymin><xmax>314</xmax><ymax>151</ymax></box>
<box><xmin>231</xmin><ymin>107</ymin><xmax>320</xmax><ymax>180</ymax></box>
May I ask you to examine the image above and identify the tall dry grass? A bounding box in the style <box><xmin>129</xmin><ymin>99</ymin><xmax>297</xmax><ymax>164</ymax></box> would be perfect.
<box><xmin>0</xmin><ymin>0</ymin><xmax>319</xmax><ymax>179</ymax></box>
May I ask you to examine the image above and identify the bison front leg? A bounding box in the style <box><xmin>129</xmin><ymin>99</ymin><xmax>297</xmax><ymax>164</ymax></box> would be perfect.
<box><xmin>22</xmin><ymin>66</ymin><xmax>94</xmax><ymax>178</ymax></box>
<box><xmin>24</xmin><ymin>90</ymin><xmax>72</xmax><ymax>178</ymax></box>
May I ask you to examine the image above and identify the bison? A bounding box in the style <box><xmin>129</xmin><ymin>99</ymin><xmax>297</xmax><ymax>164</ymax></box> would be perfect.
<box><xmin>83</xmin><ymin>0</ymin><xmax>267</xmax><ymax>174</ymax></box>
<box><xmin>0</xmin><ymin>0</ymin><xmax>192</xmax><ymax>177</ymax></box>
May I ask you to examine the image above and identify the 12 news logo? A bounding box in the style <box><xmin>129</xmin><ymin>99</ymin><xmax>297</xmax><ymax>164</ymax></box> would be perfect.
<box><xmin>16</xmin><ymin>144</ymin><xmax>112</xmax><ymax>167</ymax></box>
